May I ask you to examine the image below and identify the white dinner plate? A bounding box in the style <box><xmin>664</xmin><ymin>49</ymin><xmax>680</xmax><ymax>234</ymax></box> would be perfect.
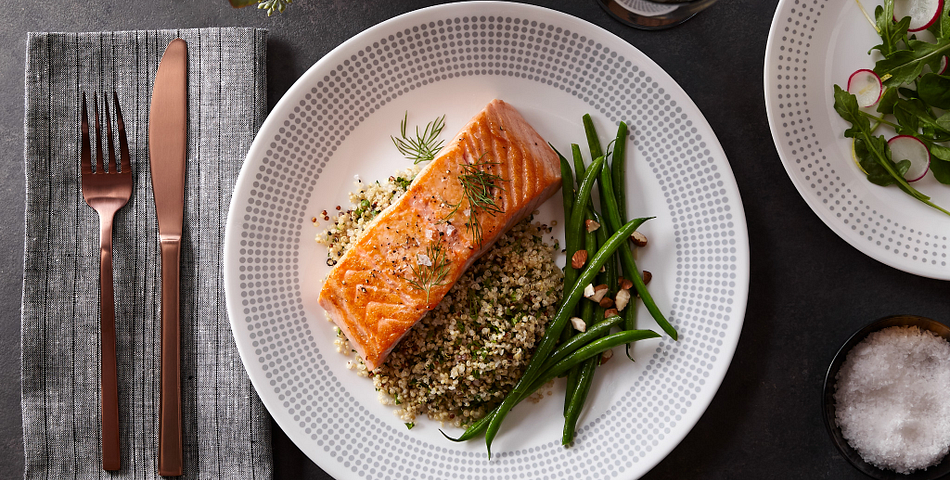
<box><xmin>224</xmin><ymin>2</ymin><xmax>750</xmax><ymax>478</ymax></box>
<box><xmin>765</xmin><ymin>0</ymin><xmax>950</xmax><ymax>279</ymax></box>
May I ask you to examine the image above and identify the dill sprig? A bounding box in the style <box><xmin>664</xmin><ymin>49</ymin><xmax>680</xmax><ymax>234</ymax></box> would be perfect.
<box><xmin>444</xmin><ymin>158</ymin><xmax>507</xmax><ymax>247</ymax></box>
<box><xmin>392</xmin><ymin>112</ymin><xmax>446</xmax><ymax>164</ymax></box>
<box><xmin>406</xmin><ymin>241</ymin><xmax>452</xmax><ymax>303</ymax></box>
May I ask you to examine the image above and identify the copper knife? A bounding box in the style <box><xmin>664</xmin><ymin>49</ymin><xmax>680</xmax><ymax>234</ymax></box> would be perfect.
<box><xmin>148</xmin><ymin>38</ymin><xmax>188</xmax><ymax>477</ymax></box>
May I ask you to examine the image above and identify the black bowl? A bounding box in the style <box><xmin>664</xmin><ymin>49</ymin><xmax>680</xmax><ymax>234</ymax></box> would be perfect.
<box><xmin>823</xmin><ymin>314</ymin><xmax>950</xmax><ymax>480</ymax></box>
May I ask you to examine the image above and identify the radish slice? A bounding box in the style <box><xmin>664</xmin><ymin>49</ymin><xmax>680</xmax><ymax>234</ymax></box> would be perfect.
<box><xmin>888</xmin><ymin>135</ymin><xmax>931</xmax><ymax>182</ymax></box>
<box><xmin>894</xmin><ymin>0</ymin><xmax>943</xmax><ymax>32</ymax></box>
<box><xmin>848</xmin><ymin>69</ymin><xmax>884</xmax><ymax>107</ymax></box>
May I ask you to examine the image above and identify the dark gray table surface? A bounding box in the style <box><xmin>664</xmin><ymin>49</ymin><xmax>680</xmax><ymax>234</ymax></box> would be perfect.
<box><xmin>3</xmin><ymin>0</ymin><xmax>947</xmax><ymax>478</ymax></box>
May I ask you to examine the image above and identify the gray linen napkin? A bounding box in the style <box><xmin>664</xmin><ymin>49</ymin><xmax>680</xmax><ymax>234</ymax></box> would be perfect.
<box><xmin>21</xmin><ymin>28</ymin><xmax>271</xmax><ymax>479</ymax></box>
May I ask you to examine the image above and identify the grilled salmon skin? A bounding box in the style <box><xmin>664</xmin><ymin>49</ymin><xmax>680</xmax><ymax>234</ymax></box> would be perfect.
<box><xmin>318</xmin><ymin>99</ymin><xmax>561</xmax><ymax>370</ymax></box>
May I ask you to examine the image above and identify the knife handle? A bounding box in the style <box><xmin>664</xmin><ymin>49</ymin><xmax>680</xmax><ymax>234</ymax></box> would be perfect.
<box><xmin>158</xmin><ymin>239</ymin><xmax>182</xmax><ymax>476</ymax></box>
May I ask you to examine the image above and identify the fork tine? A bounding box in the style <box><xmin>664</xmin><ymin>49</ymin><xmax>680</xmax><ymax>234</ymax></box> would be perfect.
<box><xmin>113</xmin><ymin>92</ymin><xmax>131</xmax><ymax>174</ymax></box>
<box><xmin>104</xmin><ymin>96</ymin><xmax>116</xmax><ymax>174</ymax></box>
<box><xmin>80</xmin><ymin>93</ymin><xmax>92</xmax><ymax>176</ymax></box>
<box><xmin>93</xmin><ymin>92</ymin><xmax>104</xmax><ymax>174</ymax></box>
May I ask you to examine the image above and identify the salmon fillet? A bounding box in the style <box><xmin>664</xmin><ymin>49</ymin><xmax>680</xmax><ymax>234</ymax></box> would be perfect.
<box><xmin>318</xmin><ymin>99</ymin><xmax>561</xmax><ymax>370</ymax></box>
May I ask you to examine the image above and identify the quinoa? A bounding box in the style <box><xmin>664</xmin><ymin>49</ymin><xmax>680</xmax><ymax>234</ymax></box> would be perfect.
<box><xmin>316</xmin><ymin>165</ymin><xmax>421</xmax><ymax>266</ymax></box>
<box><xmin>317</xmin><ymin>170</ymin><xmax>563</xmax><ymax>427</ymax></box>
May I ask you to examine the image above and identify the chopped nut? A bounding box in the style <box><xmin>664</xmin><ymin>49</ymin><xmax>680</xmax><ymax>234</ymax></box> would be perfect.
<box><xmin>619</xmin><ymin>277</ymin><xmax>634</xmax><ymax>291</ymax></box>
<box><xmin>585</xmin><ymin>219</ymin><xmax>601</xmax><ymax>232</ymax></box>
<box><xmin>584</xmin><ymin>284</ymin><xmax>608</xmax><ymax>302</ymax></box>
<box><xmin>598</xmin><ymin>296</ymin><xmax>615</xmax><ymax>308</ymax></box>
<box><xmin>604</xmin><ymin>308</ymin><xmax>619</xmax><ymax>318</ymax></box>
<box><xmin>631</xmin><ymin>231</ymin><xmax>648</xmax><ymax>247</ymax></box>
<box><xmin>600</xmin><ymin>349</ymin><xmax>614</xmax><ymax>364</ymax></box>
<box><xmin>571</xmin><ymin>250</ymin><xmax>588</xmax><ymax>269</ymax></box>
<box><xmin>615</xmin><ymin>289</ymin><xmax>631</xmax><ymax>311</ymax></box>
<box><xmin>642</xmin><ymin>270</ymin><xmax>653</xmax><ymax>285</ymax></box>
<box><xmin>570</xmin><ymin>317</ymin><xmax>587</xmax><ymax>332</ymax></box>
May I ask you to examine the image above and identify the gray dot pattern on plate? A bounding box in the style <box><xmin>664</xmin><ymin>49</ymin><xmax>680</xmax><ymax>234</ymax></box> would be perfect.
<box><xmin>234</xmin><ymin>13</ymin><xmax>737</xmax><ymax>479</ymax></box>
<box><xmin>770</xmin><ymin>0</ymin><xmax>948</xmax><ymax>269</ymax></box>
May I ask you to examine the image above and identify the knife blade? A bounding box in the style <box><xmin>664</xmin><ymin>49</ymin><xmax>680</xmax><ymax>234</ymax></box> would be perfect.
<box><xmin>148</xmin><ymin>37</ymin><xmax>188</xmax><ymax>477</ymax></box>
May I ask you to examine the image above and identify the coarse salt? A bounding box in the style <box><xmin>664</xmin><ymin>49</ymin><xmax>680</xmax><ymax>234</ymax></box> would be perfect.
<box><xmin>834</xmin><ymin>325</ymin><xmax>950</xmax><ymax>474</ymax></box>
<box><xmin>417</xmin><ymin>253</ymin><xmax>432</xmax><ymax>267</ymax></box>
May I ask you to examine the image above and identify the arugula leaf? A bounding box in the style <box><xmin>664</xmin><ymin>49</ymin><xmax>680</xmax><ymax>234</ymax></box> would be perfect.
<box><xmin>931</xmin><ymin>143</ymin><xmax>950</xmax><ymax>162</ymax></box>
<box><xmin>898</xmin><ymin>86</ymin><xmax>920</xmax><ymax>100</ymax></box>
<box><xmin>918</xmin><ymin>73</ymin><xmax>950</xmax><ymax>109</ymax></box>
<box><xmin>835</xmin><ymin>85</ymin><xmax>871</xmax><ymax>135</ymax></box>
<box><xmin>872</xmin><ymin>1</ymin><xmax>910</xmax><ymax>57</ymax></box>
<box><xmin>938</xmin><ymin>112</ymin><xmax>950</xmax><ymax>132</ymax></box>
<box><xmin>893</xmin><ymin>97</ymin><xmax>923</xmax><ymax>132</ymax></box>
<box><xmin>927</xmin><ymin>0</ymin><xmax>950</xmax><ymax>40</ymax></box>
<box><xmin>875</xmin><ymin>38</ymin><xmax>950</xmax><ymax>87</ymax></box>
<box><xmin>876</xmin><ymin>86</ymin><xmax>899</xmax><ymax>114</ymax></box>
<box><xmin>894</xmin><ymin>97</ymin><xmax>950</xmax><ymax>139</ymax></box>
<box><xmin>931</xmin><ymin>157</ymin><xmax>950</xmax><ymax>184</ymax></box>
<box><xmin>911</xmin><ymin>139</ymin><xmax>950</xmax><ymax>184</ymax></box>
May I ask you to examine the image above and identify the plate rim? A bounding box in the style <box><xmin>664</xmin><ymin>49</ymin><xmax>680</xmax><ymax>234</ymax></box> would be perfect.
<box><xmin>224</xmin><ymin>2</ymin><xmax>751</xmax><ymax>478</ymax></box>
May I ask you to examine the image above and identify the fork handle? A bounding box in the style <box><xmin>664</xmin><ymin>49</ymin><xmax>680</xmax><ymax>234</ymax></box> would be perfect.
<box><xmin>98</xmin><ymin>213</ymin><xmax>121</xmax><ymax>471</ymax></box>
<box><xmin>158</xmin><ymin>239</ymin><xmax>182</xmax><ymax>476</ymax></box>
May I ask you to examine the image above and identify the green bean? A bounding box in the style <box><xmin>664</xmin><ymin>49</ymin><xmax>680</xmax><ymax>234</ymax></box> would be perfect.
<box><xmin>611</xmin><ymin>122</ymin><xmax>629</xmax><ymax>223</ymax></box>
<box><xmin>541</xmin><ymin>315</ymin><xmax>624</xmax><ymax>370</ymax></box>
<box><xmin>587</xmin><ymin>120</ymin><xmax>621</xmax><ymax>295</ymax></box>
<box><xmin>484</xmin><ymin>216</ymin><xmax>650</xmax><ymax>456</ymax></box>
<box><xmin>599</xmin><ymin>164</ymin><xmax>678</xmax><ymax>341</ymax></box>
<box><xmin>562</xmin><ymin>297</ymin><xmax>593</xmax><ymax>406</ymax></box>
<box><xmin>563</xmin><ymin>294</ymin><xmax>594</xmax><ymax>405</ymax></box>
<box><xmin>623</xmin><ymin>300</ymin><xmax>639</xmax><ymax>361</ymax></box>
<box><xmin>562</xmin><ymin>355</ymin><xmax>581</xmax><ymax>412</ymax></box>
<box><xmin>583</xmin><ymin>114</ymin><xmax>604</xmax><ymax>161</ymax></box>
<box><xmin>564</xmin><ymin>212</ymin><xmax>600</xmax><ymax>414</ymax></box>
<box><xmin>571</xmin><ymin>143</ymin><xmax>586</xmax><ymax>180</ymax></box>
<box><xmin>598</xmin><ymin>162</ymin><xmax>634</xmax><ymax>337</ymax></box>
<box><xmin>598</xmin><ymin>161</ymin><xmax>623</xmax><ymax>233</ymax></box>
<box><xmin>555</xmin><ymin>146</ymin><xmax>575</xmax><ymax>228</ymax></box>
<box><xmin>556</xmin><ymin>149</ymin><xmax>578</xmax><ymax>298</ymax></box>
<box><xmin>590</xmin><ymin>209</ymin><xmax>617</xmax><ymax>293</ymax></box>
<box><xmin>440</xmin><ymin>411</ymin><xmax>494</xmax><ymax>442</ymax></box>
<box><xmin>563</xmin><ymin>354</ymin><xmax>597</xmax><ymax>445</ymax></box>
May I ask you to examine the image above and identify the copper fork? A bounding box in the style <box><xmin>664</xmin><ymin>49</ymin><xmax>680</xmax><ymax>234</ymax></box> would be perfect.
<box><xmin>80</xmin><ymin>91</ymin><xmax>132</xmax><ymax>471</ymax></box>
